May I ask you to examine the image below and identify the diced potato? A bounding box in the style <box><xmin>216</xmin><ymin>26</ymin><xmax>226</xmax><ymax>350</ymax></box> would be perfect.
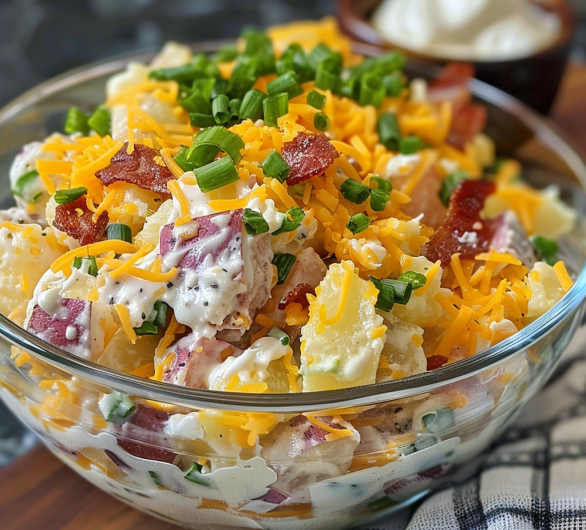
<box><xmin>300</xmin><ymin>261</ymin><xmax>386</xmax><ymax>391</ymax></box>
<box><xmin>96</xmin><ymin>328</ymin><xmax>161</xmax><ymax>372</ymax></box>
<box><xmin>134</xmin><ymin>199</ymin><xmax>174</xmax><ymax>247</ymax></box>
<box><xmin>525</xmin><ymin>262</ymin><xmax>565</xmax><ymax>319</ymax></box>
<box><xmin>150</xmin><ymin>42</ymin><xmax>193</xmax><ymax>69</ymax></box>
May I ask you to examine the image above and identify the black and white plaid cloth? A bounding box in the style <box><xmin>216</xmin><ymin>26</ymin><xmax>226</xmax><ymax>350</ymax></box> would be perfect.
<box><xmin>360</xmin><ymin>326</ymin><xmax>586</xmax><ymax>530</ymax></box>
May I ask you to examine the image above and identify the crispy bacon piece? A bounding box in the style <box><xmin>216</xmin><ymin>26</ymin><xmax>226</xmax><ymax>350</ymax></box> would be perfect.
<box><xmin>281</xmin><ymin>133</ymin><xmax>339</xmax><ymax>185</ymax></box>
<box><xmin>278</xmin><ymin>283</ymin><xmax>315</xmax><ymax>310</ymax></box>
<box><xmin>96</xmin><ymin>142</ymin><xmax>174</xmax><ymax>197</ymax></box>
<box><xmin>423</xmin><ymin>180</ymin><xmax>496</xmax><ymax>265</ymax></box>
<box><xmin>426</xmin><ymin>355</ymin><xmax>449</xmax><ymax>370</ymax></box>
<box><xmin>448</xmin><ymin>104</ymin><xmax>487</xmax><ymax>150</ymax></box>
<box><xmin>53</xmin><ymin>196</ymin><xmax>108</xmax><ymax>246</ymax></box>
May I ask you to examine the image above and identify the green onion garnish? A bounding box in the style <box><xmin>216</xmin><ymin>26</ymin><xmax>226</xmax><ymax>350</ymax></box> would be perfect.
<box><xmin>531</xmin><ymin>236</ymin><xmax>559</xmax><ymax>266</ymax></box>
<box><xmin>149</xmin><ymin>471</ymin><xmax>163</xmax><ymax>487</ymax></box>
<box><xmin>227</xmin><ymin>73</ymin><xmax>257</xmax><ymax>100</ymax></box>
<box><xmin>314</xmin><ymin>112</ymin><xmax>329</xmax><ymax>131</ymax></box>
<box><xmin>213</xmin><ymin>45</ymin><xmax>238</xmax><ymax>63</ymax></box>
<box><xmin>277</xmin><ymin>44</ymin><xmax>311</xmax><ymax>82</ymax></box>
<box><xmin>340</xmin><ymin>179</ymin><xmax>371</xmax><ymax>204</ymax></box>
<box><xmin>180</xmin><ymin>90</ymin><xmax>213</xmax><ymax>115</ymax></box>
<box><xmin>369</xmin><ymin>277</ymin><xmax>395</xmax><ymax>312</ymax></box>
<box><xmin>185</xmin><ymin>463</ymin><xmax>211</xmax><ymax>486</ymax></box>
<box><xmin>107</xmin><ymin>223</ymin><xmax>132</xmax><ymax>244</ymax></box>
<box><xmin>359</xmin><ymin>72</ymin><xmax>385</xmax><ymax>108</ymax></box>
<box><xmin>307</xmin><ymin>43</ymin><xmax>333</xmax><ymax>71</ymax></box>
<box><xmin>194</xmin><ymin>156</ymin><xmax>240</xmax><ymax>193</ymax></box>
<box><xmin>377</xmin><ymin>112</ymin><xmax>402</xmax><ymax>151</ymax></box>
<box><xmin>54</xmin><ymin>186</ymin><xmax>87</xmax><ymax>205</ymax></box>
<box><xmin>290</xmin><ymin>184</ymin><xmax>305</xmax><ymax>197</ymax></box>
<box><xmin>149</xmin><ymin>61</ymin><xmax>211</xmax><ymax>84</ymax></box>
<box><xmin>383</xmin><ymin>73</ymin><xmax>404</xmax><ymax>97</ymax></box>
<box><xmin>267</xmin><ymin>327</ymin><xmax>291</xmax><ymax>346</ymax></box>
<box><xmin>370</xmin><ymin>189</ymin><xmax>390</xmax><ymax>212</ymax></box>
<box><xmin>272</xmin><ymin>253</ymin><xmax>297</xmax><ymax>285</ymax></box>
<box><xmin>262</xmin><ymin>150</ymin><xmax>290</xmax><ymax>183</ymax></box>
<box><xmin>240</xmin><ymin>89</ymin><xmax>267</xmax><ymax>122</ymax></box>
<box><xmin>211</xmin><ymin>78</ymin><xmax>228</xmax><ymax>99</ymax></box>
<box><xmin>438</xmin><ymin>170</ymin><xmax>468</xmax><ymax>208</ymax></box>
<box><xmin>243</xmin><ymin>209</ymin><xmax>270</xmax><ymax>235</ymax></box>
<box><xmin>190</xmin><ymin>113</ymin><xmax>216</xmax><ymax>128</ymax></box>
<box><xmin>399</xmin><ymin>136</ymin><xmax>423</xmax><ymax>155</ymax></box>
<box><xmin>369</xmin><ymin>176</ymin><xmax>392</xmax><ymax>193</ymax></box>
<box><xmin>212</xmin><ymin>94</ymin><xmax>230</xmax><ymax>125</ymax></box>
<box><xmin>188</xmin><ymin>126</ymin><xmax>245</xmax><ymax>167</ymax></box>
<box><xmin>64</xmin><ymin>107</ymin><xmax>90</xmax><ymax>136</ymax></box>
<box><xmin>12</xmin><ymin>170</ymin><xmax>40</xmax><ymax>199</ymax></box>
<box><xmin>98</xmin><ymin>390</ymin><xmax>136</xmax><ymax>423</ymax></box>
<box><xmin>315</xmin><ymin>64</ymin><xmax>339</xmax><ymax>91</ymax></box>
<box><xmin>272</xmin><ymin>206</ymin><xmax>305</xmax><ymax>236</ymax></box>
<box><xmin>267</xmin><ymin>72</ymin><xmax>303</xmax><ymax>100</ymax></box>
<box><xmin>307</xmin><ymin>90</ymin><xmax>326</xmax><ymax>110</ymax></box>
<box><xmin>228</xmin><ymin>98</ymin><xmax>242</xmax><ymax>123</ymax></box>
<box><xmin>174</xmin><ymin>146</ymin><xmax>192</xmax><ymax>172</ymax></box>
<box><xmin>72</xmin><ymin>256</ymin><xmax>98</xmax><ymax>277</ymax></box>
<box><xmin>87</xmin><ymin>105</ymin><xmax>111</xmax><ymax>137</ymax></box>
<box><xmin>134</xmin><ymin>301</ymin><xmax>168</xmax><ymax>336</ymax></box>
<box><xmin>388</xmin><ymin>279</ymin><xmax>413</xmax><ymax>305</ymax></box>
<box><xmin>347</xmin><ymin>213</ymin><xmax>371</xmax><ymax>235</ymax></box>
<box><xmin>263</xmin><ymin>93</ymin><xmax>289</xmax><ymax>127</ymax></box>
<box><xmin>398</xmin><ymin>271</ymin><xmax>427</xmax><ymax>290</ymax></box>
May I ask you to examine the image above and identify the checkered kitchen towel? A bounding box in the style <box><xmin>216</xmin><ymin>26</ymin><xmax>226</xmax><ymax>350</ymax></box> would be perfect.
<box><xmin>362</xmin><ymin>326</ymin><xmax>586</xmax><ymax>530</ymax></box>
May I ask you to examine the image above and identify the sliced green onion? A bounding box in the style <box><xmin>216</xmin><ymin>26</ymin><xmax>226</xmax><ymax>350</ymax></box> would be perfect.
<box><xmin>149</xmin><ymin>62</ymin><xmax>208</xmax><ymax>84</ymax></box>
<box><xmin>213</xmin><ymin>45</ymin><xmax>238</xmax><ymax>63</ymax></box>
<box><xmin>267</xmin><ymin>72</ymin><xmax>303</xmax><ymax>99</ymax></box>
<box><xmin>134</xmin><ymin>301</ymin><xmax>168</xmax><ymax>336</ymax></box>
<box><xmin>193</xmin><ymin>77</ymin><xmax>216</xmax><ymax>100</ymax></box>
<box><xmin>370</xmin><ymin>189</ymin><xmax>390</xmax><ymax>212</ymax></box>
<box><xmin>369</xmin><ymin>176</ymin><xmax>392</xmax><ymax>193</ymax></box>
<box><xmin>377</xmin><ymin>112</ymin><xmax>402</xmax><ymax>151</ymax></box>
<box><xmin>189</xmin><ymin>113</ymin><xmax>216</xmax><ymax>128</ymax></box>
<box><xmin>243</xmin><ymin>27</ymin><xmax>273</xmax><ymax>56</ymax></box>
<box><xmin>149</xmin><ymin>471</ymin><xmax>163</xmax><ymax>487</ymax></box>
<box><xmin>290</xmin><ymin>184</ymin><xmax>305</xmax><ymax>197</ymax></box>
<box><xmin>307</xmin><ymin>43</ymin><xmax>333</xmax><ymax>71</ymax></box>
<box><xmin>185</xmin><ymin>463</ymin><xmax>211</xmax><ymax>486</ymax></box>
<box><xmin>133</xmin><ymin>321</ymin><xmax>158</xmax><ymax>336</ymax></box>
<box><xmin>12</xmin><ymin>170</ymin><xmax>39</xmax><ymax>199</ymax></box>
<box><xmin>369</xmin><ymin>277</ymin><xmax>395</xmax><ymax>312</ymax></box>
<box><xmin>107</xmin><ymin>223</ymin><xmax>132</xmax><ymax>244</ymax></box>
<box><xmin>276</xmin><ymin>44</ymin><xmax>311</xmax><ymax>82</ymax></box>
<box><xmin>64</xmin><ymin>107</ymin><xmax>90</xmax><ymax>136</ymax></box>
<box><xmin>399</xmin><ymin>136</ymin><xmax>423</xmax><ymax>155</ymax></box>
<box><xmin>307</xmin><ymin>90</ymin><xmax>326</xmax><ymax>110</ymax></box>
<box><xmin>243</xmin><ymin>208</ymin><xmax>270</xmax><ymax>235</ymax></box>
<box><xmin>73</xmin><ymin>256</ymin><xmax>98</xmax><ymax>277</ymax></box>
<box><xmin>228</xmin><ymin>98</ymin><xmax>241</xmax><ymax>123</ymax></box>
<box><xmin>272</xmin><ymin>253</ymin><xmax>297</xmax><ymax>285</ymax></box>
<box><xmin>262</xmin><ymin>150</ymin><xmax>290</xmax><ymax>183</ymax></box>
<box><xmin>347</xmin><ymin>213</ymin><xmax>371</xmax><ymax>235</ymax></box>
<box><xmin>315</xmin><ymin>64</ymin><xmax>339</xmax><ymax>91</ymax></box>
<box><xmin>212</xmin><ymin>94</ymin><xmax>230</xmax><ymax>125</ymax></box>
<box><xmin>438</xmin><ymin>170</ymin><xmax>468</xmax><ymax>208</ymax></box>
<box><xmin>194</xmin><ymin>156</ymin><xmax>240</xmax><ymax>193</ymax></box>
<box><xmin>211</xmin><ymin>78</ymin><xmax>228</xmax><ymax>99</ymax></box>
<box><xmin>263</xmin><ymin>93</ymin><xmax>289</xmax><ymax>127</ymax></box>
<box><xmin>340</xmin><ymin>179</ymin><xmax>371</xmax><ymax>204</ymax></box>
<box><xmin>314</xmin><ymin>112</ymin><xmax>329</xmax><ymax>131</ymax></box>
<box><xmin>272</xmin><ymin>206</ymin><xmax>305</xmax><ymax>236</ymax></box>
<box><xmin>227</xmin><ymin>73</ymin><xmax>257</xmax><ymax>100</ymax></box>
<box><xmin>398</xmin><ymin>271</ymin><xmax>427</xmax><ymax>290</ymax></box>
<box><xmin>335</xmin><ymin>76</ymin><xmax>361</xmax><ymax>100</ymax></box>
<box><xmin>181</xmin><ymin>91</ymin><xmax>213</xmax><ymax>115</ymax></box>
<box><xmin>531</xmin><ymin>236</ymin><xmax>559</xmax><ymax>266</ymax></box>
<box><xmin>87</xmin><ymin>105</ymin><xmax>111</xmax><ymax>137</ymax></box>
<box><xmin>388</xmin><ymin>279</ymin><xmax>413</xmax><ymax>305</ymax></box>
<box><xmin>98</xmin><ymin>391</ymin><xmax>136</xmax><ymax>423</ymax></box>
<box><xmin>54</xmin><ymin>186</ymin><xmax>87</xmax><ymax>205</ymax></box>
<box><xmin>359</xmin><ymin>72</ymin><xmax>385</xmax><ymax>108</ymax></box>
<box><xmin>174</xmin><ymin>146</ymin><xmax>192</xmax><ymax>172</ymax></box>
<box><xmin>383</xmin><ymin>73</ymin><xmax>404</xmax><ymax>97</ymax></box>
<box><xmin>240</xmin><ymin>89</ymin><xmax>267</xmax><ymax>122</ymax></box>
<box><xmin>267</xmin><ymin>327</ymin><xmax>291</xmax><ymax>346</ymax></box>
<box><xmin>422</xmin><ymin>407</ymin><xmax>455</xmax><ymax>433</ymax></box>
<box><xmin>188</xmin><ymin>126</ymin><xmax>245</xmax><ymax>167</ymax></box>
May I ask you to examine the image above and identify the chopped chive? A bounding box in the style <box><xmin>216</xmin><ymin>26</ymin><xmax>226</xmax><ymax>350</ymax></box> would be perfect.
<box><xmin>64</xmin><ymin>107</ymin><xmax>90</xmax><ymax>136</ymax></box>
<box><xmin>54</xmin><ymin>186</ymin><xmax>87</xmax><ymax>205</ymax></box>
<box><xmin>531</xmin><ymin>236</ymin><xmax>559</xmax><ymax>266</ymax></box>
<box><xmin>267</xmin><ymin>72</ymin><xmax>303</xmax><ymax>99</ymax></box>
<box><xmin>188</xmin><ymin>126</ymin><xmax>245</xmax><ymax>167</ymax></box>
<box><xmin>313</xmin><ymin>112</ymin><xmax>329</xmax><ymax>131</ymax></box>
<box><xmin>272</xmin><ymin>206</ymin><xmax>305</xmax><ymax>236</ymax></box>
<box><xmin>87</xmin><ymin>105</ymin><xmax>111</xmax><ymax>137</ymax></box>
<box><xmin>370</xmin><ymin>189</ymin><xmax>390</xmax><ymax>212</ymax></box>
<box><xmin>185</xmin><ymin>462</ymin><xmax>211</xmax><ymax>486</ymax></box>
<box><xmin>383</xmin><ymin>73</ymin><xmax>404</xmax><ymax>97</ymax></box>
<box><xmin>438</xmin><ymin>170</ymin><xmax>468</xmax><ymax>208</ymax></box>
<box><xmin>399</xmin><ymin>136</ymin><xmax>423</xmax><ymax>155</ymax></box>
<box><xmin>243</xmin><ymin>209</ymin><xmax>270</xmax><ymax>235</ymax></box>
<box><xmin>267</xmin><ymin>327</ymin><xmax>291</xmax><ymax>346</ymax></box>
<box><xmin>212</xmin><ymin>94</ymin><xmax>230</xmax><ymax>125</ymax></box>
<box><xmin>369</xmin><ymin>176</ymin><xmax>392</xmax><ymax>193</ymax></box>
<box><xmin>262</xmin><ymin>150</ymin><xmax>290</xmax><ymax>183</ymax></box>
<box><xmin>398</xmin><ymin>271</ymin><xmax>427</xmax><ymax>290</ymax></box>
<box><xmin>307</xmin><ymin>90</ymin><xmax>326</xmax><ymax>110</ymax></box>
<box><xmin>12</xmin><ymin>170</ymin><xmax>40</xmax><ymax>199</ymax></box>
<box><xmin>369</xmin><ymin>277</ymin><xmax>395</xmax><ymax>312</ymax></box>
<box><xmin>213</xmin><ymin>45</ymin><xmax>238</xmax><ymax>63</ymax></box>
<box><xmin>347</xmin><ymin>213</ymin><xmax>371</xmax><ymax>234</ymax></box>
<box><xmin>194</xmin><ymin>156</ymin><xmax>240</xmax><ymax>193</ymax></box>
<box><xmin>149</xmin><ymin>471</ymin><xmax>163</xmax><ymax>487</ymax></box>
<box><xmin>272</xmin><ymin>253</ymin><xmax>296</xmax><ymax>285</ymax></box>
<box><xmin>359</xmin><ymin>72</ymin><xmax>385</xmax><ymax>108</ymax></box>
<box><xmin>98</xmin><ymin>390</ymin><xmax>136</xmax><ymax>423</ymax></box>
<box><xmin>189</xmin><ymin>113</ymin><xmax>216</xmax><ymax>128</ymax></box>
<box><xmin>107</xmin><ymin>223</ymin><xmax>132</xmax><ymax>243</ymax></box>
<box><xmin>134</xmin><ymin>301</ymin><xmax>168</xmax><ymax>336</ymax></box>
<box><xmin>240</xmin><ymin>89</ymin><xmax>267</xmax><ymax>122</ymax></box>
<box><xmin>227</xmin><ymin>73</ymin><xmax>257</xmax><ymax>100</ymax></box>
<box><xmin>340</xmin><ymin>179</ymin><xmax>371</xmax><ymax>204</ymax></box>
<box><xmin>263</xmin><ymin>92</ymin><xmax>289</xmax><ymax>127</ymax></box>
<box><xmin>377</xmin><ymin>112</ymin><xmax>402</xmax><ymax>151</ymax></box>
<box><xmin>73</xmin><ymin>256</ymin><xmax>98</xmax><ymax>277</ymax></box>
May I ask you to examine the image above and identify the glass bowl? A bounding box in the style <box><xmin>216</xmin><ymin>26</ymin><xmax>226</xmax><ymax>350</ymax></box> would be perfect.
<box><xmin>1</xmin><ymin>42</ymin><xmax>586</xmax><ymax>530</ymax></box>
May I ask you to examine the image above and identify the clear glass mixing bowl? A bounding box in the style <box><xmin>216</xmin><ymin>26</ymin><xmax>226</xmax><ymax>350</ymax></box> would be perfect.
<box><xmin>0</xmin><ymin>42</ymin><xmax>586</xmax><ymax>530</ymax></box>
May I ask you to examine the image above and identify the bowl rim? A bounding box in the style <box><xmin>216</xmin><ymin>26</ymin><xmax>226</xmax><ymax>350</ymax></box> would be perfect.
<box><xmin>1</xmin><ymin>40</ymin><xmax>586</xmax><ymax>413</ymax></box>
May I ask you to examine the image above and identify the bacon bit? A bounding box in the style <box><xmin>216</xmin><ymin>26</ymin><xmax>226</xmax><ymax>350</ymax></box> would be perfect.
<box><xmin>426</xmin><ymin>355</ymin><xmax>449</xmax><ymax>370</ymax></box>
<box><xmin>53</xmin><ymin>196</ymin><xmax>108</xmax><ymax>246</ymax></box>
<box><xmin>278</xmin><ymin>283</ymin><xmax>315</xmax><ymax>310</ymax></box>
<box><xmin>96</xmin><ymin>142</ymin><xmax>174</xmax><ymax>197</ymax></box>
<box><xmin>282</xmin><ymin>133</ymin><xmax>339</xmax><ymax>185</ymax></box>
<box><xmin>448</xmin><ymin>103</ymin><xmax>487</xmax><ymax>150</ymax></box>
<box><xmin>423</xmin><ymin>180</ymin><xmax>496</xmax><ymax>266</ymax></box>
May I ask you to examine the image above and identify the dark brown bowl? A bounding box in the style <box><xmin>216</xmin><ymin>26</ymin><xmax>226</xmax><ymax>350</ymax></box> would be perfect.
<box><xmin>337</xmin><ymin>0</ymin><xmax>575</xmax><ymax>115</ymax></box>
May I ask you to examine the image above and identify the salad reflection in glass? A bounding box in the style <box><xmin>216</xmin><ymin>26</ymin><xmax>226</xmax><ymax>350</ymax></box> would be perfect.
<box><xmin>0</xmin><ymin>18</ymin><xmax>579</xmax><ymax>530</ymax></box>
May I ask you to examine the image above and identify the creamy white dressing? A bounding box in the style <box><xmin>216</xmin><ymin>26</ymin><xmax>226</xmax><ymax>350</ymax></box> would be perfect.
<box><xmin>384</xmin><ymin>154</ymin><xmax>421</xmax><ymax>180</ymax></box>
<box><xmin>247</xmin><ymin>197</ymin><xmax>285</xmax><ymax>234</ymax></box>
<box><xmin>164</xmin><ymin>412</ymin><xmax>205</xmax><ymax>440</ymax></box>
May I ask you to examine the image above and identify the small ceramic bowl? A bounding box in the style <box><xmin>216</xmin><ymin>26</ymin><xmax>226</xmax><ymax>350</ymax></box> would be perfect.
<box><xmin>337</xmin><ymin>0</ymin><xmax>575</xmax><ymax>115</ymax></box>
